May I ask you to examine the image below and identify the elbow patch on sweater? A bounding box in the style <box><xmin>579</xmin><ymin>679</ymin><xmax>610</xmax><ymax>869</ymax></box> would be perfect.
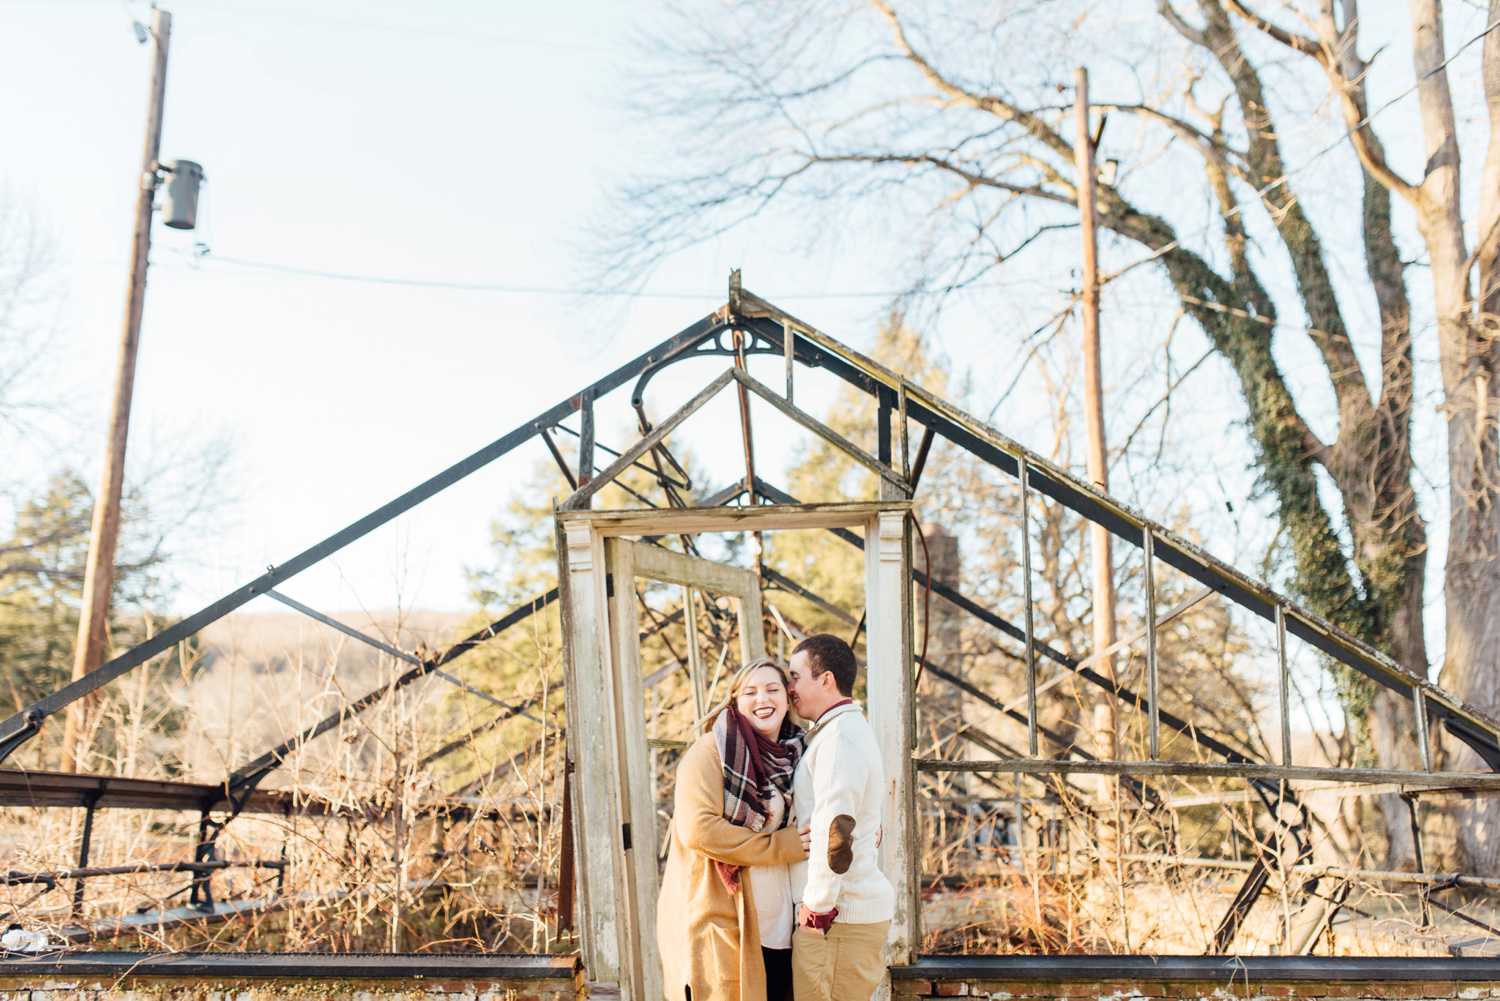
<box><xmin>828</xmin><ymin>815</ymin><xmax>856</xmax><ymax>874</ymax></box>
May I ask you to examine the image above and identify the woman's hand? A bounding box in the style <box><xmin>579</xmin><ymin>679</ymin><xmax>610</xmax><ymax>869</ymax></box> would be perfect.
<box><xmin>799</xmin><ymin>825</ymin><xmax>812</xmax><ymax>856</ymax></box>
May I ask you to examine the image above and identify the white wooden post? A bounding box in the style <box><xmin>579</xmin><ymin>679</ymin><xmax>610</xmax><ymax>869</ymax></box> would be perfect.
<box><xmin>864</xmin><ymin>509</ymin><xmax>916</xmax><ymax>964</ymax></box>
<box><xmin>559</xmin><ymin>522</ymin><xmax>628</xmax><ymax>998</ymax></box>
<box><xmin>607</xmin><ymin>540</ymin><xmax>664</xmax><ymax>1001</ymax></box>
<box><xmin>737</xmin><ymin>582</ymin><xmax>767</xmax><ymax>665</ymax></box>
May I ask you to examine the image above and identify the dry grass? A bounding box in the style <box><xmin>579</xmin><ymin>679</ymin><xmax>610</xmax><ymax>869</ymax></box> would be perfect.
<box><xmin>3</xmin><ymin>594</ymin><xmax>1494</xmax><ymax>960</ymax></box>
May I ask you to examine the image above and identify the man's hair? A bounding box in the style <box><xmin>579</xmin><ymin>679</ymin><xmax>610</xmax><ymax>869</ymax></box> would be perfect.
<box><xmin>792</xmin><ymin>633</ymin><xmax>858</xmax><ymax>697</ymax></box>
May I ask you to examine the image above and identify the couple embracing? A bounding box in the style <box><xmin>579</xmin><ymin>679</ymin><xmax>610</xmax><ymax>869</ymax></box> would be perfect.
<box><xmin>657</xmin><ymin>634</ymin><xmax>894</xmax><ymax>1001</ymax></box>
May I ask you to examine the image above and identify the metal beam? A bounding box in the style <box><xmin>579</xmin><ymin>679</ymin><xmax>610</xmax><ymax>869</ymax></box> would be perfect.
<box><xmin>731</xmin><ymin>367</ymin><xmax>909</xmax><ymax>494</ymax></box>
<box><xmin>754</xmin><ymin>478</ymin><xmax>1262</xmax><ymax>769</ymax></box>
<box><xmin>0</xmin><ymin>309</ymin><xmax>732</xmax><ymax>765</ymax></box>
<box><xmin>892</xmin><ymin>954</ymin><xmax>1500</xmax><ymax>981</ymax></box>
<box><xmin>265</xmin><ymin>589</ymin><xmax>419</xmax><ymax>665</ymax></box>
<box><xmin>563</xmin><ymin>369</ymin><xmax>735</xmax><ymax>510</ymax></box>
<box><xmin>227</xmin><ymin>588</ymin><xmax>559</xmax><ymax>793</ymax></box>
<box><xmin>912</xmin><ymin>757</ymin><xmax>1500</xmax><ymax>790</ymax></box>
<box><xmin>736</xmin><ymin>302</ymin><xmax>1500</xmax><ymax>768</ymax></box>
<box><xmin>0</xmin><ymin>951</ymin><xmax>579</xmax><ymax>979</ymax></box>
<box><xmin>4</xmin><ymin>859</ymin><xmax>283</xmax><ymax>886</ymax></box>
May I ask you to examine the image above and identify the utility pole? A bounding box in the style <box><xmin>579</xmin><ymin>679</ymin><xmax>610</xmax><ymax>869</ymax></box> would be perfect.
<box><xmin>1075</xmin><ymin>67</ymin><xmax>1120</xmax><ymax>765</ymax></box>
<box><xmin>62</xmin><ymin>8</ymin><xmax>173</xmax><ymax>773</ymax></box>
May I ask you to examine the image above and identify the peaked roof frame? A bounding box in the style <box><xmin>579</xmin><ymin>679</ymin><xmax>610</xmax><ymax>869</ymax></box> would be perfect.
<box><xmin>2</xmin><ymin>271</ymin><xmax>1499</xmax><ymax>956</ymax></box>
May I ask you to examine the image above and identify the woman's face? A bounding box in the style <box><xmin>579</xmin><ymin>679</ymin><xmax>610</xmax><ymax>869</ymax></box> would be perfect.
<box><xmin>735</xmin><ymin>665</ymin><xmax>789</xmax><ymax>738</ymax></box>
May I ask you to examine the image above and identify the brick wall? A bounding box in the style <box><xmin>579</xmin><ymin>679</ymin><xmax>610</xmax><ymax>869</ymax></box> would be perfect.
<box><xmin>893</xmin><ymin>957</ymin><xmax>1500</xmax><ymax>1001</ymax></box>
<box><xmin>896</xmin><ymin>977</ymin><xmax>1500</xmax><ymax>1001</ymax></box>
<box><xmin>0</xmin><ymin>952</ymin><xmax>580</xmax><ymax>1001</ymax></box>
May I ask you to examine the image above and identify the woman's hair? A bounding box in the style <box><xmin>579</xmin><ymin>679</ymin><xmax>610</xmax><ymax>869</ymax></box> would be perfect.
<box><xmin>728</xmin><ymin>656</ymin><xmax>791</xmax><ymax>698</ymax></box>
<box><xmin>701</xmin><ymin>656</ymin><xmax>791</xmax><ymax>731</ymax></box>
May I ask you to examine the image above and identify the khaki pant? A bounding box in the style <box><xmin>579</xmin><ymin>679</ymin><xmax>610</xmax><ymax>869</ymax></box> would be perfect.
<box><xmin>791</xmin><ymin>919</ymin><xmax>890</xmax><ymax>1001</ymax></box>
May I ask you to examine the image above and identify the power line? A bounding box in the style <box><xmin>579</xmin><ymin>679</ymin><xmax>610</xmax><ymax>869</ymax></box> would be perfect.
<box><xmin>166</xmin><ymin>249</ymin><xmax>1046</xmax><ymax>302</ymax></box>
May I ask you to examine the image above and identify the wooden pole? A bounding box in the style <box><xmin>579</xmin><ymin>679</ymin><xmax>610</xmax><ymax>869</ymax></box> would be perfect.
<box><xmin>1075</xmin><ymin>67</ymin><xmax>1121</xmax><ymax>825</ymax></box>
<box><xmin>63</xmin><ymin>7</ymin><xmax>173</xmax><ymax>772</ymax></box>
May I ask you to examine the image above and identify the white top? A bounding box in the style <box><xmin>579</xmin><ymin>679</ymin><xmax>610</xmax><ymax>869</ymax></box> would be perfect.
<box><xmin>789</xmin><ymin>702</ymin><xmax>895</xmax><ymax>924</ymax></box>
<box><xmin>746</xmin><ymin>788</ymin><xmax>794</xmax><ymax>949</ymax></box>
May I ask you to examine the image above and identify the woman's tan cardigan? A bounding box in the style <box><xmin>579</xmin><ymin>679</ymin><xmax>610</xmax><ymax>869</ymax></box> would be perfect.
<box><xmin>657</xmin><ymin>732</ymin><xmax>804</xmax><ymax>1001</ymax></box>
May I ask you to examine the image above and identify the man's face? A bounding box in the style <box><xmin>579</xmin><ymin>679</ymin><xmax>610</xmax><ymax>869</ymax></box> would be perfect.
<box><xmin>787</xmin><ymin>649</ymin><xmax>832</xmax><ymax>720</ymax></box>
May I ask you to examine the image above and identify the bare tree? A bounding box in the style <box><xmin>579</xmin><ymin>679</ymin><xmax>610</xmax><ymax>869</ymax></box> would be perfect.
<box><xmin>600</xmin><ymin>0</ymin><xmax>1500</xmax><ymax>869</ymax></box>
<box><xmin>0</xmin><ymin>186</ymin><xmax>63</xmax><ymax>441</ymax></box>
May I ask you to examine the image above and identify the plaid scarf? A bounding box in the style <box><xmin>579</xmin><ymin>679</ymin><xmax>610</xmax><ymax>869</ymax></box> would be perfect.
<box><xmin>711</xmin><ymin>703</ymin><xmax>805</xmax><ymax>893</ymax></box>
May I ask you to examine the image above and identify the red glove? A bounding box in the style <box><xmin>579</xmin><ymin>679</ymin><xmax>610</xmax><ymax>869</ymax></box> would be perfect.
<box><xmin>799</xmin><ymin>905</ymin><xmax>839</xmax><ymax>931</ymax></box>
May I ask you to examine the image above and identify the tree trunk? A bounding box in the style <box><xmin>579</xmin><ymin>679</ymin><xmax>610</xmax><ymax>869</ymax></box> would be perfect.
<box><xmin>1401</xmin><ymin>0</ymin><xmax>1500</xmax><ymax>872</ymax></box>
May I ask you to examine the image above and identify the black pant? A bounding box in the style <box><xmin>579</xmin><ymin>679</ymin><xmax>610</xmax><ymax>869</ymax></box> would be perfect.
<box><xmin>763</xmin><ymin>946</ymin><xmax>793</xmax><ymax>1001</ymax></box>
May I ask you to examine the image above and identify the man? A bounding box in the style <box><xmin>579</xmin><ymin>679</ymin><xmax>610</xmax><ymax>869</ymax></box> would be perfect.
<box><xmin>785</xmin><ymin>633</ymin><xmax>894</xmax><ymax>1001</ymax></box>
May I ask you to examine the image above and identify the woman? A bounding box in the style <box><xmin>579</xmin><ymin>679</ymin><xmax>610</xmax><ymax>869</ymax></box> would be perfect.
<box><xmin>658</xmin><ymin>656</ymin><xmax>808</xmax><ymax>1001</ymax></box>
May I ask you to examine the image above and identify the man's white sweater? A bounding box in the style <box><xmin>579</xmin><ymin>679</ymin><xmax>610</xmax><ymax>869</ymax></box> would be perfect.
<box><xmin>789</xmin><ymin>701</ymin><xmax>895</xmax><ymax>924</ymax></box>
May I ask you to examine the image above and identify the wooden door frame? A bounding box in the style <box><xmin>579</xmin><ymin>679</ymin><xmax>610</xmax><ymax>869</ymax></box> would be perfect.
<box><xmin>557</xmin><ymin>501</ymin><xmax>914</xmax><ymax>1001</ymax></box>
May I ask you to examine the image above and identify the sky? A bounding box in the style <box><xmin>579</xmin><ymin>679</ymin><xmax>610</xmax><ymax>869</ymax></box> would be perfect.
<box><xmin>0</xmin><ymin>0</ymin><xmax>1492</xmax><ymax>686</ymax></box>
<box><xmin>1</xmin><ymin>0</ymin><xmax>922</xmax><ymax>617</ymax></box>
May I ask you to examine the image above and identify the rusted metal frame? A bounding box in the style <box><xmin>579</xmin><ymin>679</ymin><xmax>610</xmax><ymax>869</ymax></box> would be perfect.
<box><xmin>451</xmin><ymin>727</ymin><xmax>560</xmax><ymax>798</ymax></box>
<box><xmin>1235</xmin><ymin>770</ymin><xmax>1314</xmax><ymax>953</ymax></box>
<box><xmin>732</xmin><ymin>328</ymin><xmax>759</xmax><ymax>503</ymax></box>
<box><xmin>775</xmin><ymin>492</ymin><xmax>1277</xmax><ymax>887</ymax></box>
<box><xmin>1164</xmin><ymin>781</ymin><xmax>1500</xmax><ymax>806</ymax></box>
<box><xmin>268</xmin><ymin>587</ymin><xmax>537</xmax><ymax>721</ymax></box>
<box><xmin>6</xmin><ymin>859</ymin><xmax>284</xmax><ymax>886</ymax></box>
<box><xmin>0</xmin><ymin>310</ymin><xmax>732</xmax><ymax>766</ymax></box>
<box><xmin>878</xmin><ymin>387</ymin><xmax>894</xmax><ymax>467</ymax></box>
<box><xmin>0</xmin><ymin>768</ymin><xmax>315</xmax><ymax>814</ymax></box>
<box><xmin>752</xmin><ymin>478</ymin><xmax>1262</xmax><ymax>778</ymax></box>
<box><xmin>784</xmin><ymin>320</ymin><xmax>795</xmax><ymax>402</ymax></box>
<box><xmin>1293</xmin><ymin>880</ymin><xmax>1351</xmax><ymax>955</ymax></box>
<box><xmin>762</xmin><ymin>563</ymin><xmax>1158</xmax><ymax>807</ymax></box>
<box><xmin>438</xmin><ymin>588</ymin><xmax>692</xmax><ymax>779</ymax></box>
<box><xmin>577</xmin><ymin>389</ymin><xmax>596</xmax><ymax>491</ymax></box>
<box><xmin>898</xmin><ymin>380</ymin><xmax>911</xmax><ymax>482</ymax></box>
<box><xmin>897</xmin><ymin>954</ymin><xmax>1500</xmax><ymax>980</ymax></box>
<box><xmin>734</xmin><ymin>368</ymin><xmax>909</xmax><ymax>494</ymax></box>
<box><xmin>265</xmin><ymin>588</ymin><xmax>418</xmax><ymax>665</ymax></box>
<box><xmin>1426</xmin><ymin>886</ymin><xmax>1500</xmax><ymax>939</ymax></box>
<box><xmin>909</xmin><ymin>426</ymin><xmax>935</xmax><ymax>491</ymax></box>
<box><xmin>956</xmin><ymin>725</ymin><xmax>1096</xmax><ymax>801</ymax></box>
<box><xmin>2</xmin><ymin>950</ymin><xmax>579</xmax><ymax>979</ymax></box>
<box><xmin>628</xmin><ymin>317</ymin><xmax>806</xmax><ymax>418</ymax></box>
<box><xmin>735</xmin><ymin>305</ymin><xmax>1500</xmax><ymax>767</ymax></box>
<box><xmin>540</xmin><ymin>427</ymin><xmax>579</xmax><ymax>490</ymax></box>
<box><xmin>1414</xmin><ymin>687</ymin><xmax>1433</xmax><ymax>771</ymax></box>
<box><xmin>72</xmin><ymin>791</ymin><xmax>100</xmax><ymax>917</ymax></box>
<box><xmin>417</xmin><ymin>692</ymin><xmax>553</xmax><ymax>770</ymax></box>
<box><xmin>911</xmin><ymin>757</ymin><xmax>1500</xmax><ymax>789</ymax></box>
<box><xmin>178</xmin><ymin>588</ymin><xmax>563</xmax><ymax>890</ymax></box>
<box><xmin>762</xmin><ymin>566</ymin><xmax>1121</xmax><ymax>768</ymax></box>
<box><xmin>190</xmin><ymin>810</ymin><xmax>219</xmax><ymax>909</ymax></box>
<box><xmin>554</xmin><ymin>428</ymin><xmax>662</xmax><ymax>510</ymax></box>
<box><xmin>1143</xmin><ymin>527</ymin><xmax>1160</xmax><ymax>759</ymax></box>
<box><xmin>1094</xmin><ymin>852</ymin><xmax>1500</xmax><ymax>893</ymax></box>
<box><xmin>1068</xmin><ymin>585</ymin><xmax>1214</xmax><ymax>677</ymax></box>
<box><xmin>564</xmin><ymin>369</ymin><xmax>735</xmax><ymax>511</ymax></box>
<box><xmin>228</xmin><ymin>589</ymin><xmax>560</xmax><ymax>794</ymax></box>
<box><xmin>1406</xmin><ymin>793</ymin><xmax>1433</xmax><ymax>927</ymax></box>
<box><xmin>1277</xmin><ymin>604</ymin><xmax>1293</xmax><ymax>766</ymax></box>
<box><xmin>1020</xmin><ymin>457</ymin><xmax>1037</xmax><ymax>756</ymax></box>
<box><xmin>554</xmin><ymin>423</ymin><xmax>692</xmax><ymax>494</ymax></box>
<box><xmin>1213</xmin><ymin>853</ymin><xmax>1272</xmax><ymax>953</ymax></box>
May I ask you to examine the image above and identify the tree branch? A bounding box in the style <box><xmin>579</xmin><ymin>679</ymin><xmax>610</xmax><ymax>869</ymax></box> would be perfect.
<box><xmin>1220</xmin><ymin>0</ymin><xmax>1324</xmax><ymax>57</ymax></box>
<box><xmin>869</xmin><ymin>0</ymin><xmax>1075</xmax><ymax>163</ymax></box>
